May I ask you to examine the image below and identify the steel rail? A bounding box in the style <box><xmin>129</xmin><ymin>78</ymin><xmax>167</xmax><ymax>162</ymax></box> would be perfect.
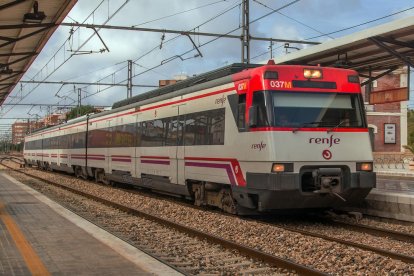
<box><xmin>1</xmin><ymin>161</ymin><xmax>326</xmax><ymax>276</ymax></box>
<box><xmin>260</xmin><ymin>220</ymin><xmax>414</xmax><ymax>264</ymax></box>
<box><xmin>330</xmin><ymin>220</ymin><xmax>414</xmax><ymax>244</ymax></box>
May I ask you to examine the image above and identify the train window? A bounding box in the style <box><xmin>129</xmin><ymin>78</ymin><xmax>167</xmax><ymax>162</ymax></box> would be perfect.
<box><xmin>210</xmin><ymin>109</ymin><xmax>225</xmax><ymax>144</ymax></box>
<box><xmin>141</xmin><ymin>120</ymin><xmax>163</xmax><ymax>147</ymax></box>
<box><xmin>36</xmin><ymin>139</ymin><xmax>42</xmax><ymax>150</ymax></box>
<box><xmin>177</xmin><ymin>116</ymin><xmax>185</xmax><ymax>146</ymax></box>
<box><xmin>88</xmin><ymin>128</ymin><xmax>112</xmax><ymax>148</ymax></box>
<box><xmin>237</xmin><ymin>94</ymin><xmax>246</xmax><ymax>129</ymax></box>
<box><xmin>71</xmin><ymin>132</ymin><xmax>86</xmax><ymax>149</ymax></box>
<box><xmin>184</xmin><ymin>108</ymin><xmax>225</xmax><ymax>146</ymax></box>
<box><xmin>51</xmin><ymin>137</ymin><xmax>59</xmax><ymax>149</ymax></box>
<box><xmin>25</xmin><ymin>139</ymin><xmax>42</xmax><ymax>150</ymax></box>
<box><xmin>113</xmin><ymin>124</ymin><xmax>135</xmax><ymax>147</ymax></box>
<box><xmin>60</xmin><ymin>134</ymin><xmax>70</xmax><ymax>149</ymax></box>
<box><xmin>136</xmin><ymin>122</ymin><xmax>142</xmax><ymax>147</ymax></box>
<box><xmin>183</xmin><ymin>115</ymin><xmax>196</xmax><ymax>145</ymax></box>
<box><xmin>252</xmin><ymin>92</ymin><xmax>270</xmax><ymax>127</ymax></box>
<box><xmin>164</xmin><ymin>117</ymin><xmax>178</xmax><ymax>146</ymax></box>
<box><xmin>272</xmin><ymin>92</ymin><xmax>365</xmax><ymax>128</ymax></box>
<box><xmin>43</xmin><ymin>138</ymin><xmax>50</xmax><ymax>149</ymax></box>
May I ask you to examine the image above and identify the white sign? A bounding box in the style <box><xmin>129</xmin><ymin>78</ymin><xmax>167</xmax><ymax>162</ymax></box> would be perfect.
<box><xmin>384</xmin><ymin>123</ymin><xmax>396</xmax><ymax>144</ymax></box>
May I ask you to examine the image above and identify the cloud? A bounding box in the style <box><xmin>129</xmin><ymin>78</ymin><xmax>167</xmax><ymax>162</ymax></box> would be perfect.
<box><xmin>3</xmin><ymin>0</ymin><xmax>414</xmax><ymax>123</ymax></box>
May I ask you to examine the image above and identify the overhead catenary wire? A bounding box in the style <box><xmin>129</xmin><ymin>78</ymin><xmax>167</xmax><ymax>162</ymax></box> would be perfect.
<box><xmin>252</xmin><ymin>0</ymin><xmax>334</xmax><ymax>39</ymax></box>
<box><xmin>82</xmin><ymin>0</ymin><xmax>302</xmax><ymax>100</ymax></box>
<box><xmin>52</xmin><ymin>0</ymin><xmax>242</xmax><ymax>105</ymax></box>
<box><xmin>251</xmin><ymin>5</ymin><xmax>414</xmax><ymax>61</ymax></box>
<box><xmin>132</xmin><ymin>0</ymin><xmax>229</xmax><ymax>27</ymax></box>
<box><xmin>1</xmin><ymin>0</ymin><xmax>131</xmax><ymax>117</ymax></box>
<box><xmin>64</xmin><ymin>0</ymin><xmax>242</xmax><ymax>101</ymax></box>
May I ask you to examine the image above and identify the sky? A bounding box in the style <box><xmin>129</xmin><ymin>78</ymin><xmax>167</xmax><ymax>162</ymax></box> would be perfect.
<box><xmin>1</xmin><ymin>0</ymin><xmax>414</xmax><ymax>134</ymax></box>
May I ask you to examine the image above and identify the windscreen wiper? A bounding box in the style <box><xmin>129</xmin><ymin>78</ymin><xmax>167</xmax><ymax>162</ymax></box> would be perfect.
<box><xmin>327</xmin><ymin>120</ymin><xmax>357</xmax><ymax>133</ymax></box>
<box><xmin>292</xmin><ymin>121</ymin><xmax>321</xmax><ymax>133</ymax></box>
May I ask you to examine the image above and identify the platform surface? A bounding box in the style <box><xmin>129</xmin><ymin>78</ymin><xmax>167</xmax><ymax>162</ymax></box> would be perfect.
<box><xmin>0</xmin><ymin>171</ymin><xmax>181</xmax><ymax>276</ymax></box>
<box><xmin>340</xmin><ymin>167</ymin><xmax>414</xmax><ymax>222</ymax></box>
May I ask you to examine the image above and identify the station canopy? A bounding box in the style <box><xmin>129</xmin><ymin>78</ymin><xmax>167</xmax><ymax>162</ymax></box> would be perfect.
<box><xmin>274</xmin><ymin>16</ymin><xmax>414</xmax><ymax>77</ymax></box>
<box><xmin>0</xmin><ymin>0</ymin><xmax>77</xmax><ymax>105</ymax></box>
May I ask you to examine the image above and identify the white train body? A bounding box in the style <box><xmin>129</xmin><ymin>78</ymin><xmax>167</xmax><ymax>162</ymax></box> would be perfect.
<box><xmin>24</xmin><ymin>63</ymin><xmax>375</xmax><ymax>214</ymax></box>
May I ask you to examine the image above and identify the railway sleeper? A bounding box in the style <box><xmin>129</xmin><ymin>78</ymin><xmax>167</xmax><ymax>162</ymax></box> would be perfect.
<box><xmin>219</xmin><ymin>261</ymin><xmax>252</xmax><ymax>268</ymax></box>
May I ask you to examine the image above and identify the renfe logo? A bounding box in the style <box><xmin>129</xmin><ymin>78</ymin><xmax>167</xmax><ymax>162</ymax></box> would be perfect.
<box><xmin>309</xmin><ymin>134</ymin><xmax>340</xmax><ymax>148</ymax></box>
<box><xmin>252</xmin><ymin>141</ymin><xmax>266</xmax><ymax>151</ymax></box>
<box><xmin>215</xmin><ymin>95</ymin><xmax>226</xmax><ymax>106</ymax></box>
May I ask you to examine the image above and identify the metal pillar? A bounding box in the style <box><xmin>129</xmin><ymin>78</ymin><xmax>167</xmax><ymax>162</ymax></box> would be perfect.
<box><xmin>127</xmin><ymin>60</ymin><xmax>132</xmax><ymax>98</ymax></box>
<box><xmin>77</xmin><ymin>88</ymin><xmax>82</xmax><ymax>117</ymax></box>
<box><xmin>77</xmin><ymin>87</ymin><xmax>81</xmax><ymax>107</ymax></box>
<box><xmin>366</xmin><ymin>67</ymin><xmax>372</xmax><ymax>103</ymax></box>
<box><xmin>241</xmin><ymin>0</ymin><xmax>250</xmax><ymax>64</ymax></box>
<box><xmin>269</xmin><ymin>41</ymin><xmax>274</xmax><ymax>59</ymax></box>
<box><xmin>408</xmin><ymin>63</ymin><xmax>411</xmax><ymax>101</ymax></box>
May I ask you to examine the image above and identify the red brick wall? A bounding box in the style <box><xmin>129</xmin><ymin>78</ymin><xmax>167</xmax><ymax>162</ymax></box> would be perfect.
<box><xmin>372</xmin><ymin>102</ymin><xmax>400</xmax><ymax>112</ymax></box>
<box><xmin>373</xmin><ymin>74</ymin><xmax>401</xmax><ymax>91</ymax></box>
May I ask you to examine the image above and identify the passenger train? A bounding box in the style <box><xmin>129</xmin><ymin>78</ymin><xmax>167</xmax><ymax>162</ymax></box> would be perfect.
<box><xmin>24</xmin><ymin>61</ymin><xmax>376</xmax><ymax>214</ymax></box>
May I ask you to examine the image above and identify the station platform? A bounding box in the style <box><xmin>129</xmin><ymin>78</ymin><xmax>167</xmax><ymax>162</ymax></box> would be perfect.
<box><xmin>0</xmin><ymin>172</ymin><xmax>181</xmax><ymax>276</ymax></box>
<box><xmin>341</xmin><ymin>167</ymin><xmax>414</xmax><ymax>222</ymax></box>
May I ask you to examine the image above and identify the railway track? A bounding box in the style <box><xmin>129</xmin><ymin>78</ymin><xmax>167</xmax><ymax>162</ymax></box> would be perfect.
<box><xmin>328</xmin><ymin>218</ymin><xmax>414</xmax><ymax>244</ymax></box>
<box><xmin>3</xmin><ymin>157</ymin><xmax>414</xmax><ymax>273</ymax></box>
<box><xmin>260</xmin><ymin>217</ymin><xmax>414</xmax><ymax>264</ymax></box>
<box><xmin>0</xmin><ymin>159</ymin><xmax>325</xmax><ymax>275</ymax></box>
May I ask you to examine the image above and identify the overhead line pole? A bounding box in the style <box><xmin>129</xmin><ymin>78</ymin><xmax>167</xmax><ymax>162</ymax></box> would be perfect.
<box><xmin>127</xmin><ymin>60</ymin><xmax>132</xmax><ymax>98</ymax></box>
<box><xmin>241</xmin><ymin>0</ymin><xmax>250</xmax><ymax>63</ymax></box>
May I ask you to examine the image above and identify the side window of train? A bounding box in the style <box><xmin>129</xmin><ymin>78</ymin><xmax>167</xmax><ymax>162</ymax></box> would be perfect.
<box><xmin>43</xmin><ymin>137</ymin><xmax>50</xmax><ymax>149</ymax></box>
<box><xmin>164</xmin><ymin>117</ymin><xmax>178</xmax><ymax>146</ymax></box>
<box><xmin>71</xmin><ymin>132</ymin><xmax>86</xmax><ymax>149</ymax></box>
<box><xmin>113</xmin><ymin>124</ymin><xmax>135</xmax><ymax>147</ymax></box>
<box><xmin>60</xmin><ymin>134</ymin><xmax>69</xmax><ymax>149</ymax></box>
<box><xmin>252</xmin><ymin>92</ymin><xmax>270</xmax><ymax>127</ymax></box>
<box><xmin>237</xmin><ymin>94</ymin><xmax>246</xmax><ymax>130</ymax></box>
<box><xmin>184</xmin><ymin>108</ymin><xmax>225</xmax><ymax>146</ymax></box>
<box><xmin>141</xmin><ymin>120</ymin><xmax>163</xmax><ymax>147</ymax></box>
<box><xmin>136</xmin><ymin>122</ymin><xmax>142</xmax><ymax>147</ymax></box>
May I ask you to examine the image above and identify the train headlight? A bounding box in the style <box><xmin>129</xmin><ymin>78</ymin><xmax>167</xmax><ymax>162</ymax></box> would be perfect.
<box><xmin>271</xmin><ymin>163</ymin><xmax>293</xmax><ymax>173</ymax></box>
<box><xmin>304</xmin><ymin>69</ymin><xmax>322</xmax><ymax>79</ymax></box>
<box><xmin>356</xmin><ymin>162</ymin><xmax>373</xmax><ymax>172</ymax></box>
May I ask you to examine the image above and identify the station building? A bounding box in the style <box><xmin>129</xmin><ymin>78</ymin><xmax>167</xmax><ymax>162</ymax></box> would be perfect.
<box><xmin>362</xmin><ymin>68</ymin><xmax>408</xmax><ymax>153</ymax></box>
<box><xmin>12</xmin><ymin>121</ymin><xmax>44</xmax><ymax>144</ymax></box>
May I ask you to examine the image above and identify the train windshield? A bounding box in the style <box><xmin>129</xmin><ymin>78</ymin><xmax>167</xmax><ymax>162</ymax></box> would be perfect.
<box><xmin>271</xmin><ymin>91</ymin><xmax>366</xmax><ymax>128</ymax></box>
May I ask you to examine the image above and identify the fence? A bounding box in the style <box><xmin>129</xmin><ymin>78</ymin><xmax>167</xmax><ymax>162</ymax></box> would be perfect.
<box><xmin>373</xmin><ymin>152</ymin><xmax>413</xmax><ymax>169</ymax></box>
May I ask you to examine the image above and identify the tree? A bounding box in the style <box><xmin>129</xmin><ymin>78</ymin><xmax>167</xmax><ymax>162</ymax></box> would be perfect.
<box><xmin>66</xmin><ymin>105</ymin><xmax>97</xmax><ymax>120</ymax></box>
<box><xmin>408</xmin><ymin>109</ymin><xmax>414</xmax><ymax>145</ymax></box>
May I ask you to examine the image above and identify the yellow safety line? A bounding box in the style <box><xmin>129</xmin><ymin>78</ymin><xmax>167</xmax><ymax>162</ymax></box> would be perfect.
<box><xmin>0</xmin><ymin>203</ymin><xmax>50</xmax><ymax>276</ymax></box>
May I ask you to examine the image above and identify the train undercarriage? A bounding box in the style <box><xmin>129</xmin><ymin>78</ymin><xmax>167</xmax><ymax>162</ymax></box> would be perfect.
<box><xmin>24</xmin><ymin>159</ymin><xmax>375</xmax><ymax>215</ymax></box>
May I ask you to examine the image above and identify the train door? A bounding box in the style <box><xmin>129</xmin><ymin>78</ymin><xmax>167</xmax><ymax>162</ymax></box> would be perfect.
<box><xmin>167</xmin><ymin>105</ymin><xmax>183</xmax><ymax>184</ymax></box>
<box><xmin>106</xmin><ymin>119</ymin><xmax>112</xmax><ymax>174</ymax></box>
<box><xmin>176</xmin><ymin>106</ymin><xmax>185</xmax><ymax>185</ymax></box>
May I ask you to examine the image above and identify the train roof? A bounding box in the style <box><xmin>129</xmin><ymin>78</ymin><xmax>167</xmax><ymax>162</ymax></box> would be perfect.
<box><xmin>112</xmin><ymin>63</ymin><xmax>261</xmax><ymax>109</ymax></box>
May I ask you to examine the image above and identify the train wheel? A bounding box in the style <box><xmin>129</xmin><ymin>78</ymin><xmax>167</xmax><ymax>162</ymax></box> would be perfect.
<box><xmin>221</xmin><ymin>189</ymin><xmax>237</xmax><ymax>214</ymax></box>
<box><xmin>74</xmin><ymin>166</ymin><xmax>82</xmax><ymax>178</ymax></box>
<box><xmin>94</xmin><ymin>169</ymin><xmax>104</xmax><ymax>183</ymax></box>
<box><xmin>192</xmin><ymin>183</ymin><xmax>204</xmax><ymax>206</ymax></box>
